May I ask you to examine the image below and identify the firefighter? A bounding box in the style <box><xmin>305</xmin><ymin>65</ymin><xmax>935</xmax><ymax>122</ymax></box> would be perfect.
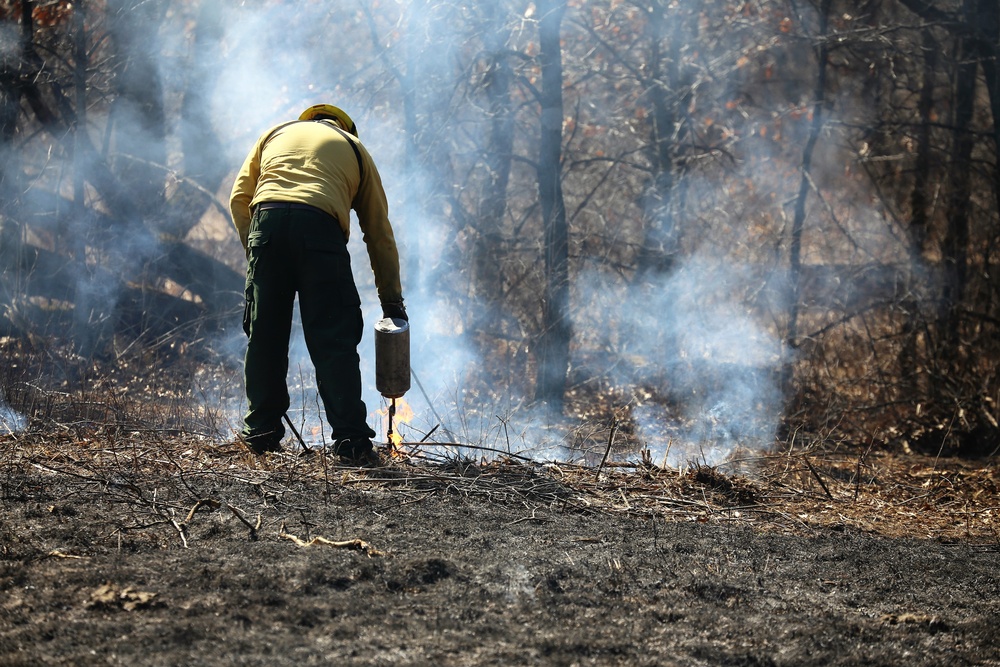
<box><xmin>229</xmin><ymin>104</ymin><xmax>406</xmax><ymax>462</ymax></box>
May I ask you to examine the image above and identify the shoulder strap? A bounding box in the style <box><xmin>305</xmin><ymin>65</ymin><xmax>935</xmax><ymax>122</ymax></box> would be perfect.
<box><xmin>259</xmin><ymin>119</ymin><xmax>298</xmax><ymax>145</ymax></box>
<box><xmin>318</xmin><ymin>120</ymin><xmax>364</xmax><ymax>184</ymax></box>
<box><xmin>261</xmin><ymin>120</ymin><xmax>365</xmax><ymax>184</ymax></box>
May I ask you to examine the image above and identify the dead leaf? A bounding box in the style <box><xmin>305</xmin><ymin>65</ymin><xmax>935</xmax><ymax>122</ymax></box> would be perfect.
<box><xmin>87</xmin><ymin>582</ymin><xmax>159</xmax><ymax>611</ymax></box>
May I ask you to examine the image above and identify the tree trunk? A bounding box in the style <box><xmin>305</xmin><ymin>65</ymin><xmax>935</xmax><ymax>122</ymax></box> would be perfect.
<box><xmin>71</xmin><ymin>0</ymin><xmax>97</xmax><ymax>354</ymax></box>
<box><xmin>0</xmin><ymin>1</ymin><xmax>30</xmax><ymax>281</ymax></box>
<box><xmin>784</xmin><ymin>0</ymin><xmax>831</xmax><ymax>390</ymax></box>
<box><xmin>166</xmin><ymin>1</ymin><xmax>228</xmax><ymax>240</ymax></box>
<box><xmin>635</xmin><ymin>0</ymin><xmax>689</xmax><ymax>279</ymax></box>
<box><xmin>977</xmin><ymin>0</ymin><xmax>1000</xmax><ymax>213</ymax></box>
<box><xmin>473</xmin><ymin>4</ymin><xmax>515</xmax><ymax>306</ymax></box>
<box><xmin>106</xmin><ymin>0</ymin><xmax>168</xmax><ymax>219</ymax></box>
<box><xmin>901</xmin><ymin>27</ymin><xmax>939</xmax><ymax>395</ymax></box>
<box><xmin>533</xmin><ymin>0</ymin><xmax>571</xmax><ymax>408</ymax></box>
<box><xmin>910</xmin><ymin>29</ymin><xmax>938</xmax><ymax>260</ymax></box>
<box><xmin>363</xmin><ymin>0</ymin><xmax>459</xmax><ymax>293</ymax></box>
<box><xmin>940</xmin><ymin>14</ymin><xmax>977</xmax><ymax>351</ymax></box>
<box><xmin>973</xmin><ymin>0</ymin><xmax>1000</xmax><ymax>316</ymax></box>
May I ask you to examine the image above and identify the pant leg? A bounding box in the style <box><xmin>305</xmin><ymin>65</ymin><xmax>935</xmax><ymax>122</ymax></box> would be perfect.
<box><xmin>242</xmin><ymin>209</ymin><xmax>295</xmax><ymax>440</ymax></box>
<box><xmin>292</xmin><ymin>212</ymin><xmax>376</xmax><ymax>441</ymax></box>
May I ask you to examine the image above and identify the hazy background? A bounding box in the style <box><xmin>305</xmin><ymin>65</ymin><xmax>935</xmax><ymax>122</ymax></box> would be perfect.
<box><xmin>2</xmin><ymin>0</ymin><xmax>998</xmax><ymax>461</ymax></box>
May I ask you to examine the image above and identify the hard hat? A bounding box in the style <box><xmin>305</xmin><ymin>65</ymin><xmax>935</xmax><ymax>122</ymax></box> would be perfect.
<box><xmin>298</xmin><ymin>104</ymin><xmax>358</xmax><ymax>137</ymax></box>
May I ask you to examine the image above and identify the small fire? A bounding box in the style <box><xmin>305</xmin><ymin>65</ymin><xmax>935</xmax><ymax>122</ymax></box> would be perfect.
<box><xmin>377</xmin><ymin>397</ymin><xmax>414</xmax><ymax>453</ymax></box>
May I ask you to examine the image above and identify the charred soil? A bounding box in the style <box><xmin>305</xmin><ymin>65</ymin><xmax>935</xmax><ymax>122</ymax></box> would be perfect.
<box><xmin>1</xmin><ymin>430</ymin><xmax>998</xmax><ymax>666</ymax></box>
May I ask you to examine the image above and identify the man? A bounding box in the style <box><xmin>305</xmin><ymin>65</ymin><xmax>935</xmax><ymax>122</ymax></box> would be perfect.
<box><xmin>229</xmin><ymin>104</ymin><xmax>406</xmax><ymax>461</ymax></box>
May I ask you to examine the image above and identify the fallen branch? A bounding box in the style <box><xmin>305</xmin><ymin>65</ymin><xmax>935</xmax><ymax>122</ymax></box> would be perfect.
<box><xmin>278</xmin><ymin>525</ymin><xmax>385</xmax><ymax>556</ymax></box>
<box><xmin>43</xmin><ymin>549</ymin><xmax>87</xmax><ymax>560</ymax></box>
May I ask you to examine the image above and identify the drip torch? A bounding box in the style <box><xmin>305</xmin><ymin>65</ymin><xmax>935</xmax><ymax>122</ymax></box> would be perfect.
<box><xmin>374</xmin><ymin>316</ymin><xmax>410</xmax><ymax>445</ymax></box>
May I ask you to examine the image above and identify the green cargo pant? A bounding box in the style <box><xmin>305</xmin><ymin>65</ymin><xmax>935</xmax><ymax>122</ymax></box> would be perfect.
<box><xmin>241</xmin><ymin>204</ymin><xmax>376</xmax><ymax>445</ymax></box>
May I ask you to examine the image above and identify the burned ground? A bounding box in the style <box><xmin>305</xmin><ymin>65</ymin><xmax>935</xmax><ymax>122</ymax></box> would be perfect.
<box><xmin>1</xmin><ymin>431</ymin><xmax>998</xmax><ymax>666</ymax></box>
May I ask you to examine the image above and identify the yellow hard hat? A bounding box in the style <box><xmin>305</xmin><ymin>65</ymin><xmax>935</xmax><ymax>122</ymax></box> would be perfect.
<box><xmin>298</xmin><ymin>104</ymin><xmax>358</xmax><ymax>137</ymax></box>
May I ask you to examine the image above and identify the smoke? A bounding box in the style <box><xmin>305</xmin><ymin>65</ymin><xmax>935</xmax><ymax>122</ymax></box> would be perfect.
<box><xmin>6</xmin><ymin>1</ymin><xmax>910</xmax><ymax>464</ymax></box>
<box><xmin>0</xmin><ymin>21</ymin><xmax>17</xmax><ymax>59</ymax></box>
<box><xmin>0</xmin><ymin>400</ymin><xmax>27</xmax><ymax>434</ymax></box>
<box><xmin>184</xmin><ymin>1</ymin><xmax>793</xmax><ymax>460</ymax></box>
<box><xmin>575</xmin><ymin>250</ymin><xmax>788</xmax><ymax>469</ymax></box>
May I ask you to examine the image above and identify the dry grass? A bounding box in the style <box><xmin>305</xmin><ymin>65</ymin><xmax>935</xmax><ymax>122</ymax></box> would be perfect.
<box><xmin>3</xmin><ymin>424</ymin><xmax>996</xmax><ymax>548</ymax></box>
<box><xmin>2</xmin><ymin>335</ymin><xmax>997</xmax><ymax>551</ymax></box>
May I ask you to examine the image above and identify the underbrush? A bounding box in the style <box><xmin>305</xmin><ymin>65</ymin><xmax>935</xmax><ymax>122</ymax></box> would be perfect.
<box><xmin>1</xmin><ymin>354</ymin><xmax>997</xmax><ymax>546</ymax></box>
<box><xmin>1</xmin><ymin>328</ymin><xmax>997</xmax><ymax>548</ymax></box>
<box><xmin>0</xmin><ymin>336</ymin><xmax>242</xmax><ymax>441</ymax></box>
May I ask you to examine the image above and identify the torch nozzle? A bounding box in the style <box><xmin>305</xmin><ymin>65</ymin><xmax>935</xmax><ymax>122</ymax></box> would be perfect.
<box><xmin>386</xmin><ymin>397</ymin><xmax>396</xmax><ymax>445</ymax></box>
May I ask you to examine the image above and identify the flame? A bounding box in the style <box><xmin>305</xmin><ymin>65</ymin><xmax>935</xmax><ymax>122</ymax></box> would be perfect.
<box><xmin>377</xmin><ymin>398</ymin><xmax>414</xmax><ymax>454</ymax></box>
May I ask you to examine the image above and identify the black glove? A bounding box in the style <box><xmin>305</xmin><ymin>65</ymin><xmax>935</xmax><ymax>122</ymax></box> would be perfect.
<box><xmin>381</xmin><ymin>300</ymin><xmax>408</xmax><ymax>322</ymax></box>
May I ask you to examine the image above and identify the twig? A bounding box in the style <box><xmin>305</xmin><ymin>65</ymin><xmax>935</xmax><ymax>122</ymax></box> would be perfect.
<box><xmin>410</xmin><ymin>442</ymin><xmax>537</xmax><ymax>463</ymax></box>
<box><xmin>170</xmin><ymin>519</ymin><xmax>189</xmax><ymax>549</ymax></box>
<box><xmin>596</xmin><ymin>420</ymin><xmax>618</xmax><ymax>481</ymax></box>
<box><xmin>283</xmin><ymin>413</ymin><xmax>311</xmax><ymax>454</ymax></box>
<box><xmin>931</xmin><ymin>412</ymin><xmax>957</xmax><ymax>473</ymax></box>
<box><xmin>803</xmin><ymin>455</ymin><xmax>835</xmax><ymax>501</ymax></box>
<box><xmin>183</xmin><ymin>498</ymin><xmax>221</xmax><ymax>523</ymax></box>
<box><xmin>162</xmin><ymin>449</ymin><xmax>203</xmax><ymax>501</ymax></box>
<box><xmin>278</xmin><ymin>525</ymin><xmax>384</xmax><ymax>556</ymax></box>
<box><xmin>497</xmin><ymin>415</ymin><xmax>511</xmax><ymax>451</ymax></box>
<box><xmin>503</xmin><ymin>509</ymin><xmax>550</xmax><ymax>527</ymax></box>
<box><xmin>410</xmin><ymin>369</ymin><xmax>455</xmax><ymax>442</ymax></box>
<box><xmin>321</xmin><ymin>437</ymin><xmax>332</xmax><ymax>504</ymax></box>
<box><xmin>855</xmin><ymin>435</ymin><xmax>876</xmax><ymax>502</ymax></box>
<box><xmin>226</xmin><ymin>503</ymin><xmax>260</xmax><ymax>541</ymax></box>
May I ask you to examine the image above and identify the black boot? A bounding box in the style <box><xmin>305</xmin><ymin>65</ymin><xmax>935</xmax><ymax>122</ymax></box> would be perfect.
<box><xmin>333</xmin><ymin>437</ymin><xmax>379</xmax><ymax>466</ymax></box>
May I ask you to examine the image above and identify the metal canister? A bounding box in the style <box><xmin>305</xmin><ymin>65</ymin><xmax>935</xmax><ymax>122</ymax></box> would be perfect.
<box><xmin>374</xmin><ymin>317</ymin><xmax>410</xmax><ymax>398</ymax></box>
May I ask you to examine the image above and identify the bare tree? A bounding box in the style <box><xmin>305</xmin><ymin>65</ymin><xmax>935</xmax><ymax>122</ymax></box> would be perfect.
<box><xmin>633</xmin><ymin>0</ymin><xmax>695</xmax><ymax>279</ymax></box>
<box><xmin>106</xmin><ymin>0</ymin><xmax>168</xmax><ymax>218</ymax></box>
<box><xmin>939</xmin><ymin>0</ymin><xmax>978</xmax><ymax>351</ymax></box>
<box><xmin>0</xmin><ymin>1</ymin><xmax>241</xmax><ymax>354</ymax></box>
<box><xmin>470</xmin><ymin>2</ymin><xmax>517</xmax><ymax>318</ymax></box>
<box><xmin>533</xmin><ymin>0</ymin><xmax>571</xmax><ymax>407</ymax></box>
<box><xmin>785</xmin><ymin>0</ymin><xmax>832</xmax><ymax>385</ymax></box>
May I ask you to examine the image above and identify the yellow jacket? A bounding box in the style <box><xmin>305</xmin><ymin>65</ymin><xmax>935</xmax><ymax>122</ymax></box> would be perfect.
<box><xmin>229</xmin><ymin>120</ymin><xmax>402</xmax><ymax>303</ymax></box>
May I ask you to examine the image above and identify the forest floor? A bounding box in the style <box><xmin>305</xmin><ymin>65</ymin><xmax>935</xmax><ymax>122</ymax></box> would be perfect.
<box><xmin>1</xmin><ymin>424</ymin><xmax>998</xmax><ymax>666</ymax></box>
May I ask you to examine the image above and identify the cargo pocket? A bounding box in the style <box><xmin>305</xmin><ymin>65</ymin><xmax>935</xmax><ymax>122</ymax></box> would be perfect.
<box><xmin>243</xmin><ymin>231</ymin><xmax>271</xmax><ymax>336</ymax></box>
<box><xmin>247</xmin><ymin>230</ymin><xmax>270</xmax><ymax>256</ymax></box>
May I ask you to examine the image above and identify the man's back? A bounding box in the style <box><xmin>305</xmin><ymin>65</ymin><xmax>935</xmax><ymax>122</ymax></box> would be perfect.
<box><xmin>253</xmin><ymin>121</ymin><xmax>360</xmax><ymax>228</ymax></box>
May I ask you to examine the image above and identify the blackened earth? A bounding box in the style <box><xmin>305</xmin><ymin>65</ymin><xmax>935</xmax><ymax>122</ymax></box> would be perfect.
<box><xmin>1</xmin><ymin>438</ymin><xmax>998</xmax><ymax>667</ymax></box>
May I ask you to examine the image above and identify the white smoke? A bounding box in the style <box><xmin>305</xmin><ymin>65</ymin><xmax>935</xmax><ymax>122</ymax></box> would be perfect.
<box><xmin>42</xmin><ymin>0</ymin><xmax>809</xmax><ymax>461</ymax></box>
<box><xmin>194</xmin><ymin>1</ymin><xmax>794</xmax><ymax>460</ymax></box>
<box><xmin>0</xmin><ymin>400</ymin><xmax>27</xmax><ymax>434</ymax></box>
<box><xmin>575</xmin><ymin>250</ymin><xmax>788</xmax><ymax>468</ymax></box>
